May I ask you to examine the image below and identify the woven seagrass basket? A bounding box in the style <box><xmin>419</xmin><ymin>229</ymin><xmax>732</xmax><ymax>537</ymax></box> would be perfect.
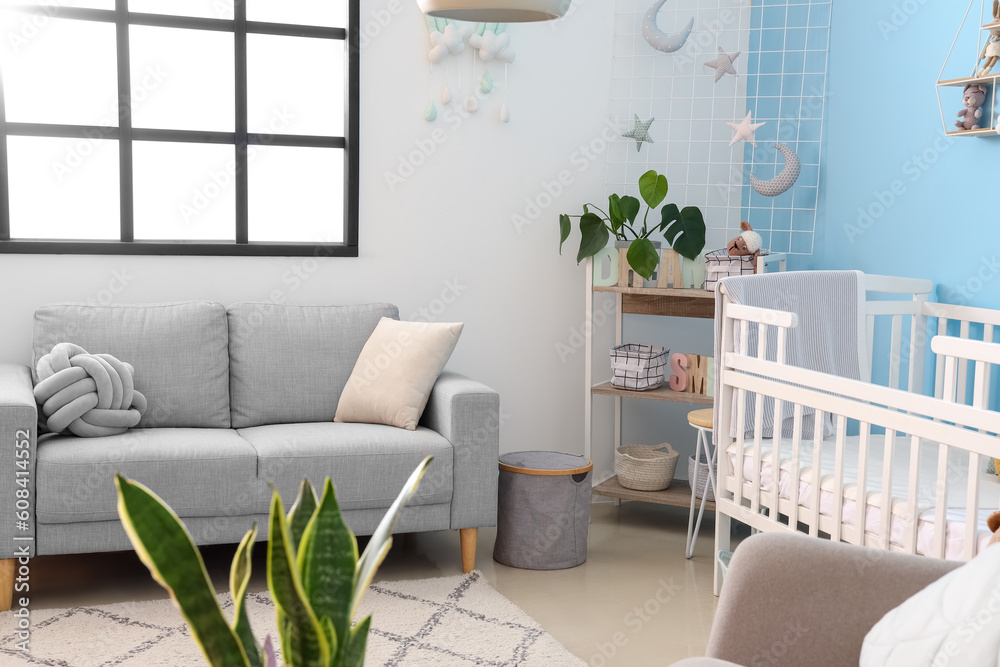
<box><xmin>615</xmin><ymin>444</ymin><xmax>679</xmax><ymax>491</ymax></box>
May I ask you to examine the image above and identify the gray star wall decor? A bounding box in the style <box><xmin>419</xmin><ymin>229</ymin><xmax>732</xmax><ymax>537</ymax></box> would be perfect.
<box><xmin>622</xmin><ymin>114</ymin><xmax>655</xmax><ymax>151</ymax></box>
<box><xmin>704</xmin><ymin>47</ymin><xmax>740</xmax><ymax>83</ymax></box>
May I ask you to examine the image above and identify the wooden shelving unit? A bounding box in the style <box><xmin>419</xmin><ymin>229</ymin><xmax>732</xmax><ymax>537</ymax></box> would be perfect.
<box><xmin>593</xmin><ymin>476</ymin><xmax>715</xmax><ymax>511</ymax></box>
<box><xmin>584</xmin><ymin>250</ymin><xmax>786</xmax><ymax>509</ymax></box>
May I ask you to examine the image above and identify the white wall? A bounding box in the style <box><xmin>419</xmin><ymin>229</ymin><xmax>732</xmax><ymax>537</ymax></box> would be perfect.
<box><xmin>0</xmin><ymin>0</ymin><xmax>616</xmax><ymax>456</ymax></box>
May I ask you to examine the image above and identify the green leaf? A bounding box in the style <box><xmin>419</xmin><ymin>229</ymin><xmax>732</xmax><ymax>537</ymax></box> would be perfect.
<box><xmin>607</xmin><ymin>196</ymin><xmax>623</xmax><ymax>235</ymax></box>
<box><xmin>575</xmin><ymin>213</ymin><xmax>610</xmax><ymax>264</ymax></box>
<box><xmin>353</xmin><ymin>457</ymin><xmax>432</xmax><ymax>619</ymax></box>
<box><xmin>638</xmin><ymin>170</ymin><xmax>668</xmax><ymax>209</ymax></box>
<box><xmin>231</xmin><ymin>526</ymin><xmax>263</xmax><ymax>667</ymax></box>
<box><xmin>341</xmin><ymin>616</ymin><xmax>371</xmax><ymax>667</ymax></box>
<box><xmin>267</xmin><ymin>491</ymin><xmax>330</xmax><ymax>667</ymax></box>
<box><xmin>321</xmin><ymin>617</ymin><xmax>338</xmax><ymax>664</ymax></box>
<box><xmin>626</xmin><ymin>239</ymin><xmax>659</xmax><ymax>281</ymax></box>
<box><xmin>558</xmin><ymin>214</ymin><xmax>571</xmax><ymax>255</ymax></box>
<box><xmin>287</xmin><ymin>479</ymin><xmax>318</xmax><ymax>552</ymax></box>
<box><xmin>115</xmin><ymin>475</ymin><xmax>250</xmax><ymax>667</ymax></box>
<box><xmin>297</xmin><ymin>478</ymin><xmax>358</xmax><ymax>663</ymax></box>
<box><xmin>619</xmin><ymin>196</ymin><xmax>640</xmax><ymax>224</ymax></box>
<box><xmin>662</xmin><ymin>205</ymin><xmax>707</xmax><ymax>261</ymax></box>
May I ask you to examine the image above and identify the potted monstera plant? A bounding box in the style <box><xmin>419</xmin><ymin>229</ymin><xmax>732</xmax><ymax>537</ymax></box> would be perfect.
<box><xmin>559</xmin><ymin>169</ymin><xmax>706</xmax><ymax>285</ymax></box>
<box><xmin>115</xmin><ymin>457</ymin><xmax>432</xmax><ymax>667</ymax></box>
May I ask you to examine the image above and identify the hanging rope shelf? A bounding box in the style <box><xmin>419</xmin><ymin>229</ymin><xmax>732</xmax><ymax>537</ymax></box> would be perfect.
<box><xmin>936</xmin><ymin>0</ymin><xmax>1000</xmax><ymax>137</ymax></box>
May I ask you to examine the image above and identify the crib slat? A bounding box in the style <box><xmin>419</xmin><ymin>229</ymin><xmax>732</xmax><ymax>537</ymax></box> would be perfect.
<box><xmin>965</xmin><ymin>358</ymin><xmax>991</xmax><ymax>559</ymax></box>
<box><xmin>909</xmin><ymin>300</ymin><xmax>927</xmax><ymax>395</ymax></box>
<box><xmin>866</xmin><ymin>315</ymin><xmax>876</xmax><ymax>383</ymax></box>
<box><xmin>810</xmin><ymin>409</ymin><xmax>825</xmax><ymax>537</ymax></box>
<box><xmin>904</xmin><ymin>435</ymin><xmax>921</xmax><ymax>554</ymax></box>
<box><xmin>889</xmin><ymin>315</ymin><xmax>903</xmax><ymax>391</ymax></box>
<box><xmin>957</xmin><ymin>320</ymin><xmax>971</xmax><ymax>405</ymax></box>
<box><xmin>880</xmin><ymin>429</ymin><xmax>895</xmax><ymax>550</ymax></box>
<box><xmin>982</xmin><ymin>324</ymin><xmax>994</xmax><ymax>403</ymax></box>
<box><xmin>856</xmin><ymin>422</ymin><xmax>871</xmax><ymax>546</ymax></box>
<box><xmin>789</xmin><ymin>404</ymin><xmax>803</xmax><ymax>530</ymax></box>
<box><xmin>769</xmin><ymin>327</ymin><xmax>787</xmax><ymax>523</ymax></box>
<box><xmin>733</xmin><ymin>319</ymin><xmax>750</xmax><ymax>510</ymax></box>
<box><xmin>832</xmin><ymin>415</ymin><xmax>846</xmax><ymax>542</ymax></box>
<box><xmin>933</xmin><ymin>355</ymin><xmax>959</xmax><ymax>558</ymax></box>
<box><xmin>751</xmin><ymin>323</ymin><xmax>767</xmax><ymax>514</ymax></box>
<box><xmin>934</xmin><ymin>316</ymin><xmax>948</xmax><ymax>400</ymax></box>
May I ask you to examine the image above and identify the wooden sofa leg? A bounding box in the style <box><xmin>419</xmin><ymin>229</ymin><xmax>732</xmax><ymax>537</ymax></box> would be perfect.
<box><xmin>460</xmin><ymin>528</ymin><xmax>478</xmax><ymax>573</ymax></box>
<box><xmin>0</xmin><ymin>559</ymin><xmax>15</xmax><ymax>612</ymax></box>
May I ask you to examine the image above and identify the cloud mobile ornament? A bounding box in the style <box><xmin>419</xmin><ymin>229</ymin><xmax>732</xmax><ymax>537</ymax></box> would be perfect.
<box><xmin>642</xmin><ymin>0</ymin><xmax>694</xmax><ymax>54</ymax></box>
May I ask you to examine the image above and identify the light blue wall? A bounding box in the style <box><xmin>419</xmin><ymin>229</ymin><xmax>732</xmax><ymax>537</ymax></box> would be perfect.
<box><xmin>808</xmin><ymin>1</ymin><xmax>1000</xmax><ymax>309</ymax></box>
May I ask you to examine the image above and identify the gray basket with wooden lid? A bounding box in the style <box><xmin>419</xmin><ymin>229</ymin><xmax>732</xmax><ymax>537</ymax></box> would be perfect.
<box><xmin>493</xmin><ymin>451</ymin><xmax>592</xmax><ymax>570</ymax></box>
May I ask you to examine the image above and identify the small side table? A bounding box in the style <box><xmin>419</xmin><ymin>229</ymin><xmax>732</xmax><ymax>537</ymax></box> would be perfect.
<box><xmin>685</xmin><ymin>408</ymin><xmax>716</xmax><ymax>559</ymax></box>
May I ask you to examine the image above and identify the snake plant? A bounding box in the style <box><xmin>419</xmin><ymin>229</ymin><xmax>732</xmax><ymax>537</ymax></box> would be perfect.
<box><xmin>114</xmin><ymin>456</ymin><xmax>432</xmax><ymax>667</ymax></box>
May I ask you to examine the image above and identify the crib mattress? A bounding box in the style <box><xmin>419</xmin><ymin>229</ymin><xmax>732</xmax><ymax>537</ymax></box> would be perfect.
<box><xmin>724</xmin><ymin>435</ymin><xmax>1000</xmax><ymax>560</ymax></box>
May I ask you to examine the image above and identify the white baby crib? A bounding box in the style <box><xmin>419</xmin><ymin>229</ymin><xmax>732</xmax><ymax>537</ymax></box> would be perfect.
<box><xmin>714</xmin><ymin>274</ymin><xmax>1000</xmax><ymax>594</ymax></box>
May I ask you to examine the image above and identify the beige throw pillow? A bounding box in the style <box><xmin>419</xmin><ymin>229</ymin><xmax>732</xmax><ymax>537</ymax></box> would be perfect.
<box><xmin>334</xmin><ymin>318</ymin><xmax>464</xmax><ymax>430</ymax></box>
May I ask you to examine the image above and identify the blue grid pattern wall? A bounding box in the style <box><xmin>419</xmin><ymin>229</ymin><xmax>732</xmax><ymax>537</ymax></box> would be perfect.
<box><xmin>740</xmin><ymin>0</ymin><xmax>832</xmax><ymax>256</ymax></box>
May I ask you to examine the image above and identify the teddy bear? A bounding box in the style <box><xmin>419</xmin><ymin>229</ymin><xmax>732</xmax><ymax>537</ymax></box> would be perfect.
<box><xmin>989</xmin><ymin>510</ymin><xmax>1000</xmax><ymax>547</ymax></box>
<box><xmin>956</xmin><ymin>84</ymin><xmax>987</xmax><ymax>131</ymax></box>
<box><xmin>727</xmin><ymin>221</ymin><xmax>764</xmax><ymax>271</ymax></box>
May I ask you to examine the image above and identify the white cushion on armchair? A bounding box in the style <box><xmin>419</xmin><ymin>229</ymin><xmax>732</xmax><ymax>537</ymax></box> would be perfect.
<box><xmin>861</xmin><ymin>544</ymin><xmax>1000</xmax><ymax>667</ymax></box>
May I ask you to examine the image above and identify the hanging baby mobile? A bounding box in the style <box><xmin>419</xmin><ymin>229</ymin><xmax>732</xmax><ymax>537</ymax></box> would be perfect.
<box><xmin>642</xmin><ymin>0</ymin><xmax>694</xmax><ymax>54</ymax></box>
<box><xmin>425</xmin><ymin>17</ymin><xmax>516</xmax><ymax>123</ymax></box>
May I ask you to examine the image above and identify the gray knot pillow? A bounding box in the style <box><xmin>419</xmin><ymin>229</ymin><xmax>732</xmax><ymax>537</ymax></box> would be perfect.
<box><xmin>33</xmin><ymin>342</ymin><xmax>148</xmax><ymax>437</ymax></box>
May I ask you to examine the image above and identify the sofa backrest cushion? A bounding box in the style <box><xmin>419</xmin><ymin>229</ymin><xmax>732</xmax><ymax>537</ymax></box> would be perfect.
<box><xmin>32</xmin><ymin>302</ymin><xmax>231</xmax><ymax>428</ymax></box>
<box><xmin>227</xmin><ymin>302</ymin><xmax>399</xmax><ymax>428</ymax></box>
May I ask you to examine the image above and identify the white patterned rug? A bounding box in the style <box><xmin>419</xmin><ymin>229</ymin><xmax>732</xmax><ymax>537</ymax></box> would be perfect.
<box><xmin>0</xmin><ymin>571</ymin><xmax>584</xmax><ymax>666</ymax></box>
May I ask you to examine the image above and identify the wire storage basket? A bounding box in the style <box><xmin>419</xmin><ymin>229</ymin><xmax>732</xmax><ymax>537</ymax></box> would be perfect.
<box><xmin>615</xmin><ymin>444</ymin><xmax>679</xmax><ymax>491</ymax></box>
<box><xmin>609</xmin><ymin>344</ymin><xmax>669</xmax><ymax>391</ymax></box>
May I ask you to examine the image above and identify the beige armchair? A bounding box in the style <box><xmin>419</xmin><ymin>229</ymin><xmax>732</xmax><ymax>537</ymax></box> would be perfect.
<box><xmin>671</xmin><ymin>533</ymin><xmax>960</xmax><ymax>667</ymax></box>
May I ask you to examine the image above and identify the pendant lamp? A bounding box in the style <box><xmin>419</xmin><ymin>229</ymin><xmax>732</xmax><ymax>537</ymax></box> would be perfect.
<box><xmin>416</xmin><ymin>0</ymin><xmax>570</xmax><ymax>22</ymax></box>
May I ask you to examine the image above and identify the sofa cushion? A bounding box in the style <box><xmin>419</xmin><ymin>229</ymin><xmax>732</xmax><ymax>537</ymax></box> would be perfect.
<box><xmin>238</xmin><ymin>422</ymin><xmax>453</xmax><ymax>511</ymax></box>
<box><xmin>35</xmin><ymin>428</ymin><xmax>260</xmax><ymax>524</ymax></box>
<box><xmin>227</xmin><ymin>303</ymin><xmax>398</xmax><ymax>428</ymax></box>
<box><xmin>33</xmin><ymin>302</ymin><xmax>230</xmax><ymax>428</ymax></box>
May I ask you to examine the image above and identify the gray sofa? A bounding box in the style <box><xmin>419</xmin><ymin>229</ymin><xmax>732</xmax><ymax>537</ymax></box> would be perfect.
<box><xmin>0</xmin><ymin>301</ymin><xmax>499</xmax><ymax>610</ymax></box>
<box><xmin>671</xmin><ymin>533</ymin><xmax>959</xmax><ymax>667</ymax></box>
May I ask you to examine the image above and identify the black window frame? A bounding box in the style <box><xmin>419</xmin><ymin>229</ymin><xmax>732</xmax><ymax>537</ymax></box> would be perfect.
<box><xmin>0</xmin><ymin>0</ymin><xmax>360</xmax><ymax>257</ymax></box>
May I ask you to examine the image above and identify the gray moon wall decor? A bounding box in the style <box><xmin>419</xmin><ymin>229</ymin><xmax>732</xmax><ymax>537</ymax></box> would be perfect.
<box><xmin>642</xmin><ymin>0</ymin><xmax>694</xmax><ymax>54</ymax></box>
<box><xmin>749</xmin><ymin>144</ymin><xmax>800</xmax><ymax>197</ymax></box>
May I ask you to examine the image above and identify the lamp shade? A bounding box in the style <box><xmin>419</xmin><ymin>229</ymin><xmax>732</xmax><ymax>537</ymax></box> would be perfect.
<box><xmin>417</xmin><ymin>0</ymin><xmax>571</xmax><ymax>22</ymax></box>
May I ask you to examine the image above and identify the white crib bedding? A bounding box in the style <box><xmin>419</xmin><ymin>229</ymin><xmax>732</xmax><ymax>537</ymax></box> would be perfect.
<box><xmin>725</xmin><ymin>435</ymin><xmax>1000</xmax><ymax>560</ymax></box>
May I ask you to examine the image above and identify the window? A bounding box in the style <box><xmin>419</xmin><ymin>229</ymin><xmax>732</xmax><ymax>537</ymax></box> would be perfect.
<box><xmin>0</xmin><ymin>0</ymin><xmax>359</xmax><ymax>256</ymax></box>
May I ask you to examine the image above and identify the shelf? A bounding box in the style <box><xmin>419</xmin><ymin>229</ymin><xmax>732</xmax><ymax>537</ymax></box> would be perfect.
<box><xmin>593</xmin><ymin>285</ymin><xmax>715</xmax><ymax>298</ymax></box>
<box><xmin>592</xmin><ymin>381</ymin><xmax>714</xmax><ymax>405</ymax></box>
<box><xmin>593</xmin><ymin>285</ymin><xmax>716</xmax><ymax>318</ymax></box>
<box><xmin>937</xmin><ymin>74</ymin><xmax>1000</xmax><ymax>87</ymax></box>
<box><xmin>945</xmin><ymin>127</ymin><xmax>998</xmax><ymax>137</ymax></box>
<box><xmin>593</xmin><ymin>475</ymin><xmax>715</xmax><ymax>511</ymax></box>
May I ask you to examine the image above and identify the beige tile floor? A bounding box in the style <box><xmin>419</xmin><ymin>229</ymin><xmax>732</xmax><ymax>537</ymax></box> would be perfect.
<box><xmin>27</xmin><ymin>501</ymin><xmax>722</xmax><ymax>665</ymax></box>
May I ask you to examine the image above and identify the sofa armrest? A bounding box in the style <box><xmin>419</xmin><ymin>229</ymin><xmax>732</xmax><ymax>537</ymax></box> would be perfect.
<box><xmin>420</xmin><ymin>371</ymin><xmax>499</xmax><ymax>530</ymax></box>
<box><xmin>706</xmin><ymin>533</ymin><xmax>959</xmax><ymax>667</ymax></box>
<box><xmin>0</xmin><ymin>365</ymin><xmax>37</xmax><ymax>559</ymax></box>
